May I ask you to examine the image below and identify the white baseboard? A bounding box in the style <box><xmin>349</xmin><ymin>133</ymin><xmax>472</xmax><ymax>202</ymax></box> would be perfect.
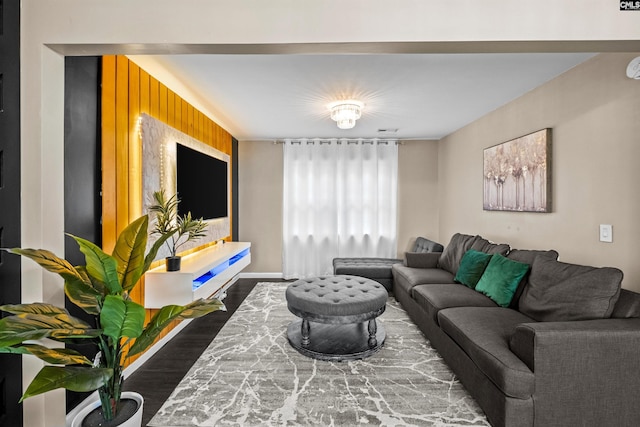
<box><xmin>239</xmin><ymin>272</ymin><xmax>284</xmax><ymax>279</ymax></box>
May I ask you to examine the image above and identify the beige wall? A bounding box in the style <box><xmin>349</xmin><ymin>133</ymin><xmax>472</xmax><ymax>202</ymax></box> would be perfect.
<box><xmin>397</xmin><ymin>140</ymin><xmax>440</xmax><ymax>254</ymax></box>
<box><xmin>238</xmin><ymin>140</ymin><xmax>440</xmax><ymax>273</ymax></box>
<box><xmin>238</xmin><ymin>141</ymin><xmax>284</xmax><ymax>274</ymax></box>
<box><xmin>438</xmin><ymin>53</ymin><xmax>640</xmax><ymax>292</ymax></box>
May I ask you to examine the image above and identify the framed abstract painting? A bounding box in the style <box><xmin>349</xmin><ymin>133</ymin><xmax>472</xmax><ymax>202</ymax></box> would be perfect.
<box><xmin>483</xmin><ymin>128</ymin><xmax>552</xmax><ymax>212</ymax></box>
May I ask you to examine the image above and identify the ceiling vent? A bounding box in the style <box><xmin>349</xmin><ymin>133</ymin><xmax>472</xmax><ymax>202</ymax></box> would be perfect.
<box><xmin>377</xmin><ymin>129</ymin><xmax>398</xmax><ymax>136</ymax></box>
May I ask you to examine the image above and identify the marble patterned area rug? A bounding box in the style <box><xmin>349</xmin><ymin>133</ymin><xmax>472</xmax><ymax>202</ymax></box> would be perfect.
<box><xmin>148</xmin><ymin>282</ymin><xmax>489</xmax><ymax>427</ymax></box>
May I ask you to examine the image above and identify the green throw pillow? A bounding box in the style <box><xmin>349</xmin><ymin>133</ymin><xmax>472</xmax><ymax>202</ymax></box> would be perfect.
<box><xmin>475</xmin><ymin>254</ymin><xmax>530</xmax><ymax>307</ymax></box>
<box><xmin>454</xmin><ymin>249</ymin><xmax>493</xmax><ymax>289</ymax></box>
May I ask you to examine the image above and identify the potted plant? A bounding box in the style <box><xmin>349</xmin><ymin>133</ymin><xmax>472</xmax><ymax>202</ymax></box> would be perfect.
<box><xmin>149</xmin><ymin>190</ymin><xmax>208</xmax><ymax>271</ymax></box>
<box><xmin>0</xmin><ymin>214</ymin><xmax>225</xmax><ymax>426</ymax></box>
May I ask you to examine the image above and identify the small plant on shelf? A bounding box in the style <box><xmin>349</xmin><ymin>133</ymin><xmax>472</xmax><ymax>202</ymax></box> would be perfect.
<box><xmin>149</xmin><ymin>190</ymin><xmax>208</xmax><ymax>271</ymax></box>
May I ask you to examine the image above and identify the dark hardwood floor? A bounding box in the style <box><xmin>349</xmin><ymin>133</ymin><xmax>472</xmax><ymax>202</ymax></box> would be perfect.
<box><xmin>124</xmin><ymin>278</ymin><xmax>289</xmax><ymax>426</ymax></box>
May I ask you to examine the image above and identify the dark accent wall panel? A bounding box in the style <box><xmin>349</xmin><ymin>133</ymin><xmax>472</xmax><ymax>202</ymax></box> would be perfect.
<box><xmin>232</xmin><ymin>137</ymin><xmax>239</xmax><ymax>241</ymax></box>
<box><xmin>0</xmin><ymin>0</ymin><xmax>22</xmax><ymax>425</ymax></box>
<box><xmin>63</xmin><ymin>56</ymin><xmax>102</xmax><ymax>412</ymax></box>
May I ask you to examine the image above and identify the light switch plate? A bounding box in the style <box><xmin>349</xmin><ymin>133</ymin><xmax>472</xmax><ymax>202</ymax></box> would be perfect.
<box><xmin>599</xmin><ymin>224</ymin><xmax>613</xmax><ymax>243</ymax></box>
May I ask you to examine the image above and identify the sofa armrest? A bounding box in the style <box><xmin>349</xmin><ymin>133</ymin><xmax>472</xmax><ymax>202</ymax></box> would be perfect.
<box><xmin>509</xmin><ymin>318</ymin><xmax>640</xmax><ymax>425</ymax></box>
<box><xmin>404</xmin><ymin>252</ymin><xmax>441</xmax><ymax>268</ymax></box>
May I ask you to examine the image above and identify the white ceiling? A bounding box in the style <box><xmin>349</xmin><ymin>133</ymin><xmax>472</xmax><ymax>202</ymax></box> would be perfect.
<box><xmin>136</xmin><ymin>53</ymin><xmax>595</xmax><ymax>141</ymax></box>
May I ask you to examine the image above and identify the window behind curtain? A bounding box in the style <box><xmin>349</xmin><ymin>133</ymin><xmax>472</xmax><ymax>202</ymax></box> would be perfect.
<box><xmin>282</xmin><ymin>138</ymin><xmax>398</xmax><ymax>279</ymax></box>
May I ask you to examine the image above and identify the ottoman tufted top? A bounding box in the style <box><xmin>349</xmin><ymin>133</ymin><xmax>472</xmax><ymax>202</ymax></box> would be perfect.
<box><xmin>286</xmin><ymin>275</ymin><xmax>388</xmax><ymax>317</ymax></box>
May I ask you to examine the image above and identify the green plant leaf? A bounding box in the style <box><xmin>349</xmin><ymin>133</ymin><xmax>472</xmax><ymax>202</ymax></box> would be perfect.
<box><xmin>6</xmin><ymin>248</ymin><xmax>88</xmax><ymax>285</ymax></box>
<box><xmin>174</xmin><ymin>212</ymin><xmax>208</xmax><ymax>253</ymax></box>
<box><xmin>179</xmin><ymin>298</ymin><xmax>226</xmax><ymax>319</ymax></box>
<box><xmin>21</xmin><ymin>366</ymin><xmax>112</xmax><ymax>401</ymax></box>
<box><xmin>100</xmin><ymin>295</ymin><xmax>145</xmax><ymax>341</ymax></box>
<box><xmin>70</xmin><ymin>235</ymin><xmax>122</xmax><ymax>295</ymax></box>
<box><xmin>0</xmin><ymin>302</ymin><xmax>68</xmax><ymax>316</ymax></box>
<box><xmin>112</xmin><ymin>215</ymin><xmax>149</xmax><ymax>292</ymax></box>
<box><xmin>18</xmin><ymin>344</ymin><xmax>93</xmax><ymax>365</ymax></box>
<box><xmin>0</xmin><ymin>346</ymin><xmax>31</xmax><ymax>355</ymax></box>
<box><xmin>128</xmin><ymin>305</ymin><xmax>185</xmax><ymax>357</ymax></box>
<box><xmin>143</xmin><ymin>232</ymin><xmax>173</xmax><ymax>273</ymax></box>
<box><xmin>149</xmin><ymin>190</ymin><xmax>179</xmax><ymax>235</ymax></box>
<box><xmin>64</xmin><ymin>275</ymin><xmax>103</xmax><ymax>315</ymax></box>
<box><xmin>0</xmin><ymin>310</ymin><xmax>100</xmax><ymax>347</ymax></box>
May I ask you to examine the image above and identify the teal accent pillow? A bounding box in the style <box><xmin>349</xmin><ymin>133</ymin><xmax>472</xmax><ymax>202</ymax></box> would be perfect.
<box><xmin>454</xmin><ymin>249</ymin><xmax>493</xmax><ymax>289</ymax></box>
<box><xmin>475</xmin><ymin>254</ymin><xmax>530</xmax><ymax>307</ymax></box>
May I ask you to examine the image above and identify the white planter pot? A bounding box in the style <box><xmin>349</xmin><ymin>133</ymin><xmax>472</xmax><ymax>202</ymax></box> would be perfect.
<box><xmin>71</xmin><ymin>391</ymin><xmax>144</xmax><ymax>427</ymax></box>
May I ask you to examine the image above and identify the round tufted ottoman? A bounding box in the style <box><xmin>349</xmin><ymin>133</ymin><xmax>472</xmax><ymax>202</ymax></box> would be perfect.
<box><xmin>285</xmin><ymin>275</ymin><xmax>388</xmax><ymax>361</ymax></box>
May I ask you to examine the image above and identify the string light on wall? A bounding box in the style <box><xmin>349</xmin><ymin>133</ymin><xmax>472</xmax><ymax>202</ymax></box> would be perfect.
<box><xmin>328</xmin><ymin>100</ymin><xmax>364</xmax><ymax>129</ymax></box>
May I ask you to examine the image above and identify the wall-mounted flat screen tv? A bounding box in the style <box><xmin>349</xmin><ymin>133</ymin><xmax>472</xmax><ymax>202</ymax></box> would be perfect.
<box><xmin>176</xmin><ymin>143</ymin><xmax>228</xmax><ymax>220</ymax></box>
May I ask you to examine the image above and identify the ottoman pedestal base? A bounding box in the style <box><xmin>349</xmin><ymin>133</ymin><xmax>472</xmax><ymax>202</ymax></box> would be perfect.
<box><xmin>287</xmin><ymin>319</ymin><xmax>386</xmax><ymax>362</ymax></box>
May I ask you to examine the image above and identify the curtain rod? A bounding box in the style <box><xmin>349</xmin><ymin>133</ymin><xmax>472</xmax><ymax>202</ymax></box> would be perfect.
<box><xmin>273</xmin><ymin>138</ymin><xmax>403</xmax><ymax>145</ymax></box>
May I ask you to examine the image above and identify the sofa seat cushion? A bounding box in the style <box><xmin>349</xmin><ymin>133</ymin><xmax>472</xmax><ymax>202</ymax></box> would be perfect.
<box><xmin>438</xmin><ymin>307</ymin><xmax>535</xmax><ymax>399</ymax></box>
<box><xmin>333</xmin><ymin>257</ymin><xmax>402</xmax><ymax>279</ymax></box>
<box><xmin>392</xmin><ymin>264</ymin><xmax>455</xmax><ymax>295</ymax></box>
<box><xmin>413</xmin><ymin>283</ymin><xmax>497</xmax><ymax>324</ymax></box>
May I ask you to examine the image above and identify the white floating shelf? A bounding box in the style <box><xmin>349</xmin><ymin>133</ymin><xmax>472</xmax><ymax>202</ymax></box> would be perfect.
<box><xmin>144</xmin><ymin>242</ymin><xmax>251</xmax><ymax>308</ymax></box>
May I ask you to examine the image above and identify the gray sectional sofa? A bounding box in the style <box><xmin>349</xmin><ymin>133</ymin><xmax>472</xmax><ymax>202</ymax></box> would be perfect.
<box><xmin>392</xmin><ymin>233</ymin><xmax>640</xmax><ymax>427</ymax></box>
<box><xmin>333</xmin><ymin>237</ymin><xmax>444</xmax><ymax>290</ymax></box>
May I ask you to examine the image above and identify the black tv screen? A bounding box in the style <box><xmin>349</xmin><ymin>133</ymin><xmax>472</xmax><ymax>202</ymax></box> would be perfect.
<box><xmin>176</xmin><ymin>143</ymin><xmax>228</xmax><ymax>220</ymax></box>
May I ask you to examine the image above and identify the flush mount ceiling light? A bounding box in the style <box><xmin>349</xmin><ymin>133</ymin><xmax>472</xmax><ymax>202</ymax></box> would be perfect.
<box><xmin>328</xmin><ymin>100</ymin><xmax>364</xmax><ymax>129</ymax></box>
<box><xmin>626</xmin><ymin>56</ymin><xmax>640</xmax><ymax>79</ymax></box>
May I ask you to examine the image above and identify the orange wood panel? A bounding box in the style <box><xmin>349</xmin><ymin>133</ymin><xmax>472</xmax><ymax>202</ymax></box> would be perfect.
<box><xmin>194</xmin><ymin>110</ymin><xmax>200</xmax><ymax>140</ymax></box>
<box><xmin>207</xmin><ymin>120</ymin><xmax>214</xmax><ymax>147</ymax></box>
<box><xmin>198</xmin><ymin>110</ymin><xmax>204</xmax><ymax>141</ymax></box>
<box><xmin>211</xmin><ymin>123</ymin><xmax>218</xmax><ymax>150</ymax></box>
<box><xmin>181</xmin><ymin>99</ymin><xmax>189</xmax><ymax>134</ymax></box>
<box><xmin>115</xmin><ymin>55</ymin><xmax>130</xmax><ymax>241</ymax></box>
<box><xmin>167</xmin><ymin>91</ymin><xmax>175</xmax><ymax>128</ymax></box>
<box><xmin>101</xmin><ymin>55</ymin><xmax>118</xmax><ymax>251</ymax></box>
<box><xmin>140</xmin><ymin>69</ymin><xmax>150</xmax><ymax>115</ymax></box>
<box><xmin>174</xmin><ymin>95</ymin><xmax>183</xmax><ymax>131</ymax></box>
<box><xmin>128</xmin><ymin>61</ymin><xmax>142</xmax><ymax>221</ymax></box>
<box><xmin>149</xmin><ymin>77</ymin><xmax>159</xmax><ymax>119</ymax></box>
<box><xmin>159</xmin><ymin>83</ymin><xmax>168</xmax><ymax>124</ymax></box>
<box><xmin>128</xmin><ymin>62</ymin><xmax>142</xmax><ymax>306</ymax></box>
<box><xmin>187</xmin><ymin>105</ymin><xmax>195</xmax><ymax>137</ymax></box>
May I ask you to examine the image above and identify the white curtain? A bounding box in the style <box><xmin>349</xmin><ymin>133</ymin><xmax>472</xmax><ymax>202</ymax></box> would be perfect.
<box><xmin>282</xmin><ymin>138</ymin><xmax>398</xmax><ymax>279</ymax></box>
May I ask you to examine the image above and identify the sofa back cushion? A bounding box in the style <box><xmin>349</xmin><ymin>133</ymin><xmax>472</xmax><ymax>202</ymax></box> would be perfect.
<box><xmin>507</xmin><ymin>249</ymin><xmax>559</xmax><ymax>309</ymax></box>
<box><xmin>519</xmin><ymin>256</ymin><xmax>623</xmax><ymax>321</ymax></box>
<box><xmin>411</xmin><ymin>237</ymin><xmax>445</xmax><ymax>253</ymax></box>
<box><xmin>611</xmin><ymin>289</ymin><xmax>640</xmax><ymax>318</ymax></box>
<box><xmin>438</xmin><ymin>233</ymin><xmax>479</xmax><ymax>275</ymax></box>
<box><xmin>469</xmin><ymin>237</ymin><xmax>510</xmax><ymax>256</ymax></box>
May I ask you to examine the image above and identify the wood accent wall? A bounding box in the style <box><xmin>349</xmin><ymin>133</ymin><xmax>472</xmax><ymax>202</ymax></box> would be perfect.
<box><xmin>101</xmin><ymin>55</ymin><xmax>233</xmax><ymax>365</ymax></box>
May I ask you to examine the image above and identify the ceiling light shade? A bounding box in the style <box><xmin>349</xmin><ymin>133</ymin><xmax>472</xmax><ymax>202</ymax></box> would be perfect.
<box><xmin>328</xmin><ymin>100</ymin><xmax>364</xmax><ymax>129</ymax></box>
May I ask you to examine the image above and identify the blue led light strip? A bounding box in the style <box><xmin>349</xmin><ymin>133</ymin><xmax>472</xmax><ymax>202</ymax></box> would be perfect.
<box><xmin>192</xmin><ymin>248</ymin><xmax>250</xmax><ymax>291</ymax></box>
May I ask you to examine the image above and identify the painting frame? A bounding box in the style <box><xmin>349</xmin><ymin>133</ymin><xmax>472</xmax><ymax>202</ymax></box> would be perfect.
<box><xmin>483</xmin><ymin>128</ymin><xmax>552</xmax><ymax>213</ymax></box>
